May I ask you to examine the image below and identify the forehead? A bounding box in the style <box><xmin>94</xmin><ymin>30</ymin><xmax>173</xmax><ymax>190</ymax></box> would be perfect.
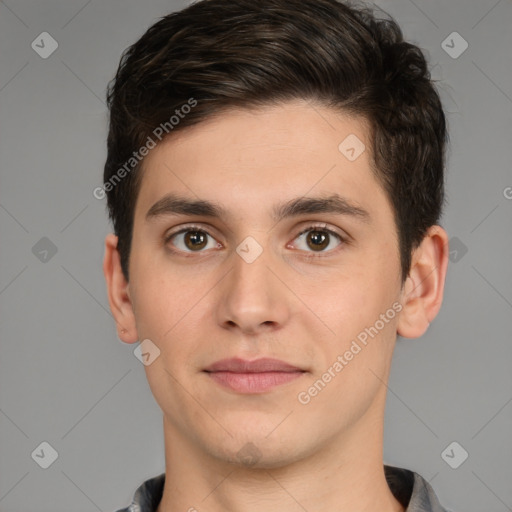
<box><xmin>133</xmin><ymin>100</ymin><xmax>389</xmax><ymax>224</ymax></box>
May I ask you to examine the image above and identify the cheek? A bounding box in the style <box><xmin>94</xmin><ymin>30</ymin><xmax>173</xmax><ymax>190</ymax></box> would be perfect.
<box><xmin>131</xmin><ymin>271</ymin><xmax>212</xmax><ymax>371</ymax></box>
<box><xmin>297</xmin><ymin>261</ymin><xmax>400</xmax><ymax>363</ymax></box>
<box><xmin>129</xmin><ymin>254</ymin><xmax>195</xmax><ymax>339</ymax></box>
<box><xmin>295</xmin><ymin>307</ymin><xmax>399</xmax><ymax>425</ymax></box>
<box><xmin>296</xmin><ymin>269</ymin><xmax>378</xmax><ymax>330</ymax></box>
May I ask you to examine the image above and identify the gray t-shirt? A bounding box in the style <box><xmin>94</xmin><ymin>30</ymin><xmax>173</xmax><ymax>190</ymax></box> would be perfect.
<box><xmin>115</xmin><ymin>464</ymin><xmax>452</xmax><ymax>511</ymax></box>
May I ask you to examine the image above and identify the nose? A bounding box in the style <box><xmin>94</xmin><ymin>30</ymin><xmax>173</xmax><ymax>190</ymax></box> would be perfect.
<box><xmin>214</xmin><ymin>243</ymin><xmax>291</xmax><ymax>335</ymax></box>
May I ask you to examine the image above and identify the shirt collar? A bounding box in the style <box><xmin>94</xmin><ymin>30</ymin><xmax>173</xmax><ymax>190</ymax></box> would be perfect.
<box><xmin>118</xmin><ymin>464</ymin><xmax>450</xmax><ymax>512</ymax></box>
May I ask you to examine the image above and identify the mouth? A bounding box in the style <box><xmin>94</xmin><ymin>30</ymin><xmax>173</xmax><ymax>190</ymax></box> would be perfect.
<box><xmin>203</xmin><ymin>357</ymin><xmax>306</xmax><ymax>393</ymax></box>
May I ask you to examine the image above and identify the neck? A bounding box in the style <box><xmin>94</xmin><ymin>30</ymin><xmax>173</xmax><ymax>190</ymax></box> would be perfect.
<box><xmin>156</xmin><ymin>387</ymin><xmax>404</xmax><ymax>512</ymax></box>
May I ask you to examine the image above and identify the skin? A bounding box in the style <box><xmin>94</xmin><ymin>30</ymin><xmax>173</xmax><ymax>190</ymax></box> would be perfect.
<box><xmin>103</xmin><ymin>98</ymin><xmax>449</xmax><ymax>512</ymax></box>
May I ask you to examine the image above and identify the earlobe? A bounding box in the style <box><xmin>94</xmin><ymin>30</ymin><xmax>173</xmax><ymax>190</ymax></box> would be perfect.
<box><xmin>103</xmin><ymin>233</ymin><xmax>139</xmax><ymax>344</ymax></box>
<box><xmin>397</xmin><ymin>225</ymin><xmax>449</xmax><ymax>339</ymax></box>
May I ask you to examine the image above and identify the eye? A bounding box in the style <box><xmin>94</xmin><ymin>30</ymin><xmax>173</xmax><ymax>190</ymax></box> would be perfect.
<box><xmin>291</xmin><ymin>224</ymin><xmax>344</xmax><ymax>254</ymax></box>
<box><xmin>165</xmin><ymin>226</ymin><xmax>220</xmax><ymax>253</ymax></box>
<box><xmin>164</xmin><ymin>223</ymin><xmax>346</xmax><ymax>257</ymax></box>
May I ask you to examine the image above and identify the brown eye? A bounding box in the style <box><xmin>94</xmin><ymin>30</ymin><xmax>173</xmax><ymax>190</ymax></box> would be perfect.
<box><xmin>166</xmin><ymin>227</ymin><xmax>218</xmax><ymax>253</ymax></box>
<box><xmin>184</xmin><ymin>231</ymin><xmax>208</xmax><ymax>251</ymax></box>
<box><xmin>292</xmin><ymin>226</ymin><xmax>343</xmax><ymax>254</ymax></box>
<box><xmin>306</xmin><ymin>230</ymin><xmax>330</xmax><ymax>251</ymax></box>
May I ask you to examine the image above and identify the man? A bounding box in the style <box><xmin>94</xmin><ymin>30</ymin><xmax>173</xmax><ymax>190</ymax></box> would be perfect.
<box><xmin>102</xmin><ymin>0</ymin><xmax>451</xmax><ymax>510</ymax></box>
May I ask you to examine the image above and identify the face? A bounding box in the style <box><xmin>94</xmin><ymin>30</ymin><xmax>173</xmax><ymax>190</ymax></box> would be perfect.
<box><xmin>112</xmin><ymin>99</ymin><xmax>414</xmax><ymax>467</ymax></box>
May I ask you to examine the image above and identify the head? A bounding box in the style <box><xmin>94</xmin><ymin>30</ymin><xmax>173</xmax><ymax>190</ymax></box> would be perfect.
<box><xmin>103</xmin><ymin>0</ymin><xmax>449</xmax><ymax>468</ymax></box>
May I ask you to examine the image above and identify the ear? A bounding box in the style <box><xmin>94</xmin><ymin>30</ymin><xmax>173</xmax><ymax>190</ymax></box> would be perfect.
<box><xmin>103</xmin><ymin>233</ymin><xmax>139</xmax><ymax>344</ymax></box>
<box><xmin>397</xmin><ymin>225</ymin><xmax>449</xmax><ymax>339</ymax></box>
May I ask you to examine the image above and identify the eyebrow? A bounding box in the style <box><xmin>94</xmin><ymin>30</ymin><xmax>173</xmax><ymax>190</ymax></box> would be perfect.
<box><xmin>145</xmin><ymin>192</ymin><xmax>371</xmax><ymax>224</ymax></box>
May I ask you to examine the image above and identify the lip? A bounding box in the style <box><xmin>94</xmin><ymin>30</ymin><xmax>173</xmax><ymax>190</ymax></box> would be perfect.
<box><xmin>203</xmin><ymin>357</ymin><xmax>306</xmax><ymax>393</ymax></box>
<box><xmin>204</xmin><ymin>357</ymin><xmax>303</xmax><ymax>373</ymax></box>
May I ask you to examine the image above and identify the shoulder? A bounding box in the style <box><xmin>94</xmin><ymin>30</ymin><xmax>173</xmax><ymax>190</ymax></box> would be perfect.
<box><xmin>384</xmin><ymin>464</ymin><xmax>453</xmax><ymax>512</ymax></box>
<box><xmin>113</xmin><ymin>473</ymin><xmax>165</xmax><ymax>512</ymax></box>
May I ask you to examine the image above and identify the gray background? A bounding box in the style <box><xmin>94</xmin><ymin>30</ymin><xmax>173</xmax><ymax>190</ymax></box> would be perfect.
<box><xmin>0</xmin><ymin>0</ymin><xmax>511</xmax><ymax>511</ymax></box>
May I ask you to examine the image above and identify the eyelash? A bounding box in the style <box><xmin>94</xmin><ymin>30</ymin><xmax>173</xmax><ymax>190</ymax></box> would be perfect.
<box><xmin>164</xmin><ymin>223</ymin><xmax>347</xmax><ymax>259</ymax></box>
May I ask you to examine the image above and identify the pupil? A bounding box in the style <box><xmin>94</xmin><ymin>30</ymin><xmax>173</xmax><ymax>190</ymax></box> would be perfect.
<box><xmin>185</xmin><ymin>231</ymin><xmax>207</xmax><ymax>250</ymax></box>
<box><xmin>307</xmin><ymin>230</ymin><xmax>328</xmax><ymax>251</ymax></box>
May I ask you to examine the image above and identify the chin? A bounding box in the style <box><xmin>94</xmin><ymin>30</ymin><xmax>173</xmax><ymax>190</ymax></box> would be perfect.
<box><xmin>205</xmin><ymin>432</ymin><xmax>308</xmax><ymax>470</ymax></box>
